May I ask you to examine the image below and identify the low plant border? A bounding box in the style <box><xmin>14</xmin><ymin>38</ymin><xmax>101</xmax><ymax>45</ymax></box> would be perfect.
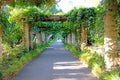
<box><xmin>1</xmin><ymin>41</ymin><xmax>53</xmax><ymax>80</ymax></box>
<box><xmin>64</xmin><ymin>43</ymin><xmax>104</xmax><ymax>78</ymax></box>
<box><xmin>64</xmin><ymin>43</ymin><xmax>120</xmax><ymax>80</ymax></box>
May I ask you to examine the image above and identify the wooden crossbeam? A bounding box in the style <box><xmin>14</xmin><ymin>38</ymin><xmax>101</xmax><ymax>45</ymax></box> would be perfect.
<box><xmin>43</xmin><ymin>15</ymin><xmax>67</xmax><ymax>21</ymax></box>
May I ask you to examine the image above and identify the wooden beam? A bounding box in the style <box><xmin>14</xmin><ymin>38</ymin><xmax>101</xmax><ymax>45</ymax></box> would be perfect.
<box><xmin>43</xmin><ymin>15</ymin><xmax>67</xmax><ymax>21</ymax></box>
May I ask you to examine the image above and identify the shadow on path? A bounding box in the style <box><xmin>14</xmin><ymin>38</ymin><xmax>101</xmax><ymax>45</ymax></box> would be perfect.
<box><xmin>13</xmin><ymin>41</ymin><xmax>98</xmax><ymax>80</ymax></box>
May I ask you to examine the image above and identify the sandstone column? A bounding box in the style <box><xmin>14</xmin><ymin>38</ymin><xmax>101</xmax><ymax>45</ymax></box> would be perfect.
<box><xmin>104</xmin><ymin>0</ymin><xmax>120</xmax><ymax>69</ymax></box>
<box><xmin>22</xmin><ymin>24</ymin><xmax>30</xmax><ymax>51</ymax></box>
<box><xmin>29</xmin><ymin>26</ymin><xmax>33</xmax><ymax>49</ymax></box>
<box><xmin>81</xmin><ymin>25</ymin><xmax>87</xmax><ymax>50</ymax></box>
<box><xmin>71</xmin><ymin>31</ymin><xmax>75</xmax><ymax>44</ymax></box>
<box><xmin>36</xmin><ymin>32</ymin><xmax>41</xmax><ymax>44</ymax></box>
<box><xmin>0</xmin><ymin>26</ymin><xmax>2</xmax><ymax>56</ymax></box>
<box><xmin>41</xmin><ymin>32</ymin><xmax>45</xmax><ymax>43</ymax></box>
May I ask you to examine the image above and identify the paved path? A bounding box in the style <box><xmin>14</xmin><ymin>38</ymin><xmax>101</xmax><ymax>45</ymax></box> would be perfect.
<box><xmin>13</xmin><ymin>41</ymin><xmax>98</xmax><ymax>80</ymax></box>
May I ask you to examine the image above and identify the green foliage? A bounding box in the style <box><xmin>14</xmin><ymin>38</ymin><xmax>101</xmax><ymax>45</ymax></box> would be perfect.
<box><xmin>2</xmin><ymin>44</ymin><xmax>27</xmax><ymax>70</ymax></box>
<box><xmin>88</xmin><ymin>53</ymin><xmax>105</xmax><ymax>76</ymax></box>
<box><xmin>38</xmin><ymin>21</ymin><xmax>63</xmax><ymax>35</ymax></box>
<box><xmin>9</xmin><ymin>6</ymin><xmax>46</xmax><ymax>25</ymax></box>
<box><xmin>100</xmin><ymin>69</ymin><xmax>120</xmax><ymax>80</ymax></box>
<box><xmin>2</xmin><ymin>11</ymin><xmax>23</xmax><ymax>47</ymax></box>
<box><xmin>0</xmin><ymin>70</ymin><xmax>2</xmax><ymax>80</ymax></box>
<box><xmin>6</xmin><ymin>0</ymin><xmax>55</xmax><ymax>7</ymax></box>
<box><xmin>49</xmin><ymin>4</ymin><xmax>63</xmax><ymax>14</ymax></box>
<box><xmin>64</xmin><ymin>6</ymin><xmax>104</xmax><ymax>44</ymax></box>
<box><xmin>93</xmin><ymin>5</ymin><xmax>104</xmax><ymax>45</ymax></box>
<box><xmin>64</xmin><ymin>43</ymin><xmax>80</xmax><ymax>58</ymax></box>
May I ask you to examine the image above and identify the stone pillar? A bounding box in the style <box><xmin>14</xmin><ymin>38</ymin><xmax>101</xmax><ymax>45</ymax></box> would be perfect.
<box><xmin>67</xmin><ymin>34</ymin><xmax>71</xmax><ymax>44</ymax></box>
<box><xmin>22</xmin><ymin>24</ymin><xmax>30</xmax><ymax>51</ymax></box>
<box><xmin>0</xmin><ymin>7</ymin><xmax>2</xmax><ymax>56</ymax></box>
<box><xmin>65</xmin><ymin>36</ymin><xmax>67</xmax><ymax>43</ymax></box>
<box><xmin>81</xmin><ymin>25</ymin><xmax>87</xmax><ymax>50</ymax></box>
<box><xmin>104</xmin><ymin>0</ymin><xmax>120</xmax><ymax>69</ymax></box>
<box><xmin>40</xmin><ymin>32</ymin><xmax>43</xmax><ymax>43</ymax></box>
<box><xmin>77</xmin><ymin>29</ymin><xmax>81</xmax><ymax>47</ymax></box>
<box><xmin>71</xmin><ymin>31</ymin><xmax>75</xmax><ymax>44</ymax></box>
<box><xmin>29</xmin><ymin>26</ymin><xmax>33</xmax><ymax>49</ymax></box>
<box><xmin>0</xmin><ymin>27</ymin><xmax>2</xmax><ymax>56</ymax></box>
<box><xmin>41</xmin><ymin>32</ymin><xmax>45</xmax><ymax>43</ymax></box>
<box><xmin>36</xmin><ymin>32</ymin><xmax>41</xmax><ymax>44</ymax></box>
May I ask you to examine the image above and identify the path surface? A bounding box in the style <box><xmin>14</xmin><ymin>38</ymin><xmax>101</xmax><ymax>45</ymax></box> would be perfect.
<box><xmin>13</xmin><ymin>41</ymin><xmax>98</xmax><ymax>80</ymax></box>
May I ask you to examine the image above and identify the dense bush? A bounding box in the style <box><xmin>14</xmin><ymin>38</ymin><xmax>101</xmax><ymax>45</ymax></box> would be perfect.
<box><xmin>2</xmin><ymin>12</ymin><xmax>23</xmax><ymax>47</ymax></box>
<box><xmin>2</xmin><ymin>44</ymin><xmax>27</xmax><ymax>70</ymax></box>
<box><xmin>100</xmin><ymin>69</ymin><xmax>120</xmax><ymax>80</ymax></box>
<box><xmin>64</xmin><ymin>43</ymin><xmax>80</xmax><ymax>58</ymax></box>
<box><xmin>0</xmin><ymin>70</ymin><xmax>2</xmax><ymax>80</ymax></box>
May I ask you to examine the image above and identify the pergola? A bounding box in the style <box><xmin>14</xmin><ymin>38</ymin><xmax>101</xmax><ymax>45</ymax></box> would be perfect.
<box><xmin>20</xmin><ymin>15</ymin><xmax>67</xmax><ymax>51</ymax></box>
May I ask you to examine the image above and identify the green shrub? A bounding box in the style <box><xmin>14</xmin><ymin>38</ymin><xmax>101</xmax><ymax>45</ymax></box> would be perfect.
<box><xmin>87</xmin><ymin>53</ymin><xmax>105</xmax><ymax>76</ymax></box>
<box><xmin>64</xmin><ymin>43</ymin><xmax>80</xmax><ymax>58</ymax></box>
<box><xmin>2</xmin><ymin>45</ymin><xmax>27</xmax><ymax>70</ymax></box>
<box><xmin>0</xmin><ymin>70</ymin><xmax>2</xmax><ymax>80</ymax></box>
<box><xmin>88</xmin><ymin>54</ymin><xmax>105</xmax><ymax>68</ymax></box>
<box><xmin>80</xmin><ymin>48</ymin><xmax>93</xmax><ymax>63</ymax></box>
<box><xmin>100</xmin><ymin>69</ymin><xmax>120</xmax><ymax>80</ymax></box>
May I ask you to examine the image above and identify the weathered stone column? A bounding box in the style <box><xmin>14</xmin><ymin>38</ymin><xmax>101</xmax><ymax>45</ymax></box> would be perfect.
<box><xmin>77</xmin><ymin>29</ymin><xmax>81</xmax><ymax>48</ymax></box>
<box><xmin>0</xmin><ymin>7</ymin><xmax>2</xmax><ymax>56</ymax></box>
<box><xmin>66</xmin><ymin>34</ymin><xmax>68</xmax><ymax>43</ymax></box>
<box><xmin>36</xmin><ymin>32</ymin><xmax>41</xmax><ymax>44</ymax></box>
<box><xmin>22</xmin><ymin>24</ymin><xmax>30</xmax><ymax>51</ymax></box>
<box><xmin>65</xmin><ymin>35</ymin><xmax>67</xmax><ymax>43</ymax></box>
<box><xmin>40</xmin><ymin>31</ymin><xmax>43</xmax><ymax>43</ymax></box>
<box><xmin>104</xmin><ymin>0</ymin><xmax>120</xmax><ymax>70</ymax></box>
<box><xmin>0</xmin><ymin>26</ymin><xmax>2</xmax><ymax>55</ymax></box>
<box><xmin>29</xmin><ymin>26</ymin><xmax>33</xmax><ymax>49</ymax></box>
<box><xmin>41</xmin><ymin>32</ymin><xmax>45</xmax><ymax>43</ymax></box>
<box><xmin>81</xmin><ymin>25</ymin><xmax>87</xmax><ymax>50</ymax></box>
<box><xmin>67</xmin><ymin>34</ymin><xmax>71</xmax><ymax>44</ymax></box>
<box><xmin>71</xmin><ymin>31</ymin><xmax>75</xmax><ymax>44</ymax></box>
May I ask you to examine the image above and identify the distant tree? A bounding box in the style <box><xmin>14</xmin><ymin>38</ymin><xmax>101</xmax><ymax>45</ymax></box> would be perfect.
<box><xmin>49</xmin><ymin>4</ymin><xmax>63</xmax><ymax>14</ymax></box>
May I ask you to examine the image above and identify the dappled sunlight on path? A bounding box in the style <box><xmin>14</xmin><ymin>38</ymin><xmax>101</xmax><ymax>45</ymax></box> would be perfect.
<box><xmin>53</xmin><ymin>58</ymin><xmax>96</xmax><ymax>80</ymax></box>
<box><xmin>13</xmin><ymin>41</ymin><xmax>97</xmax><ymax>80</ymax></box>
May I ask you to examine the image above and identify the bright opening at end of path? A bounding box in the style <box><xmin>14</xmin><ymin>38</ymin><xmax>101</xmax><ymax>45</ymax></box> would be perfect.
<box><xmin>57</xmin><ymin>0</ymin><xmax>102</xmax><ymax>13</ymax></box>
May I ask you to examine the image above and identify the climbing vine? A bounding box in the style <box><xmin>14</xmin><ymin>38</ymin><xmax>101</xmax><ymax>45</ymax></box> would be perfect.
<box><xmin>64</xmin><ymin>7</ymin><xmax>104</xmax><ymax>44</ymax></box>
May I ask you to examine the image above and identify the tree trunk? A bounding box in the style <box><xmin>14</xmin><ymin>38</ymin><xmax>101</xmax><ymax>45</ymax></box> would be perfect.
<box><xmin>81</xmin><ymin>24</ymin><xmax>87</xmax><ymax>50</ymax></box>
<box><xmin>104</xmin><ymin>0</ymin><xmax>120</xmax><ymax>70</ymax></box>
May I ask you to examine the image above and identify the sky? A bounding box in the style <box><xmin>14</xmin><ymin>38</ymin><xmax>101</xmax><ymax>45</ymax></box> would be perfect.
<box><xmin>57</xmin><ymin>0</ymin><xmax>101</xmax><ymax>13</ymax></box>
